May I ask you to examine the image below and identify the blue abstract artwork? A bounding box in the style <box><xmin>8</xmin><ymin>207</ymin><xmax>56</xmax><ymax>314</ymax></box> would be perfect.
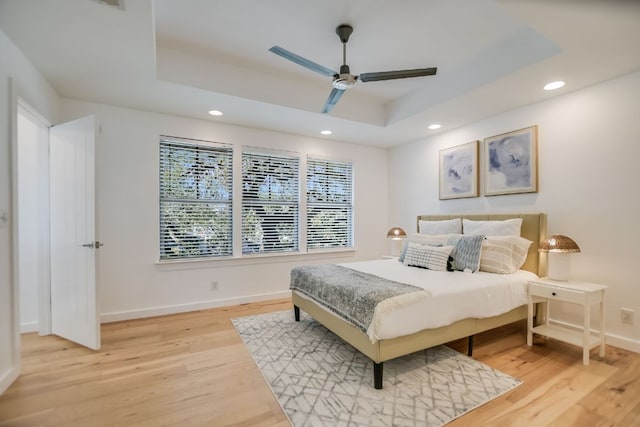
<box><xmin>484</xmin><ymin>126</ymin><xmax>538</xmax><ymax>195</ymax></box>
<box><xmin>439</xmin><ymin>141</ymin><xmax>478</xmax><ymax>199</ymax></box>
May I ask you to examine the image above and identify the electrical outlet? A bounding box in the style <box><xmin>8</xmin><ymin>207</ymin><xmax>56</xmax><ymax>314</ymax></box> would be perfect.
<box><xmin>211</xmin><ymin>281</ymin><xmax>218</xmax><ymax>291</ymax></box>
<box><xmin>621</xmin><ymin>308</ymin><xmax>634</xmax><ymax>325</ymax></box>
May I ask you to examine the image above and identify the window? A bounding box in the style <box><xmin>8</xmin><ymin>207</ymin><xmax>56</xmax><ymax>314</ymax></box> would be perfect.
<box><xmin>306</xmin><ymin>157</ymin><xmax>353</xmax><ymax>249</ymax></box>
<box><xmin>242</xmin><ymin>149</ymin><xmax>299</xmax><ymax>254</ymax></box>
<box><xmin>159</xmin><ymin>137</ymin><xmax>232</xmax><ymax>259</ymax></box>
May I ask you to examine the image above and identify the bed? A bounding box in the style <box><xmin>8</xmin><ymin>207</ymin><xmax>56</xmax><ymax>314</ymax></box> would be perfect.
<box><xmin>290</xmin><ymin>213</ymin><xmax>547</xmax><ymax>389</ymax></box>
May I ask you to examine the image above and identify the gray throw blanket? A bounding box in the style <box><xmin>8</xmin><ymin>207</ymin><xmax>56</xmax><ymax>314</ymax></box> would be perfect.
<box><xmin>290</xmin><ymin>264</ymin><xmax>431</xmax><ymax>341</ymax></box>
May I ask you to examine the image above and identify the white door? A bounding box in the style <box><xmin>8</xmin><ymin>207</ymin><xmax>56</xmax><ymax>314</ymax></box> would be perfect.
<box><xmin>49</xmin><ymin>115</ymin><xmax>100</xmax><ymax>350</ymax></box>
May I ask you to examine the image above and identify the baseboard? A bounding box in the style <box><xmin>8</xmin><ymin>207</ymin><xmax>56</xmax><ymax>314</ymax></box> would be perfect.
<box><xmin>0</xmin><ymin>367</ymin><xmax>20</xmax><ymax>395</ymax></box>
<box><xmin>20</xmin><ymin>321</ymin><xmax>39</xmax><ymax>334</ymax></box>
<box><xmin>604</xmin><ymin>333</ymin><xmax>640</xmax><ymax>353</ymax></box>
<box><xmin>549</xmin><ymin>319</ymin><xmax>640</xmax><ymax>354</ymax></box>
<box><xmin>100</xmin><ymin>291</ymin><xmax>291</xmax><ymax>323</ymax></box>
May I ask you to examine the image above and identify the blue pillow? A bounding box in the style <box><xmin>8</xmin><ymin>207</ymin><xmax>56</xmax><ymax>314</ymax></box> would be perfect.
<box><xmin>447</xmin><ymin>234</ymin><xmax>484</xmax><ymax>272</ymax></box>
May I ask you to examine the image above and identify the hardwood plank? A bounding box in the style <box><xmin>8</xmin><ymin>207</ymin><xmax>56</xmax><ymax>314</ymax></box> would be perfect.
<box><xmin>1</xmin><ymin>297</ymin><xmax>638</xmax><ymax>427</ymax></box>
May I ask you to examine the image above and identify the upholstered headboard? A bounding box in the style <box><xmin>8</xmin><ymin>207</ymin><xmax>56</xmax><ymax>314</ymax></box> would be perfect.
<box><xmin>416</xmin><ymin>213</ymin><xmax>547</xmax><ymax>276</ymax></box>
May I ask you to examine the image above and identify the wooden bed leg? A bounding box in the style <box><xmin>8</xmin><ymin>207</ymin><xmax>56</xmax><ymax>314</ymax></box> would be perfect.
<box><xmin>468</xmin><ymin>335</ymin><xmax>474</xmax><ymax>357</ymax></box>
<box><xmin>373</xmin><ymin>362</ymin><xmax>383</xmax><ymax>389</ymax></box>
<box><xmin>294</xmin><ymin>305</ymin><xmax>300</xmax><ymax>322</ymax></box>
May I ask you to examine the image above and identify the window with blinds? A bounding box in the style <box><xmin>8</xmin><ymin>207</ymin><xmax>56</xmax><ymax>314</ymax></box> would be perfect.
<box><xmin>242</xmin><ymin>150</ymin><xmax>300</xmax><ymax>254</ymax></box>
<box><xmin>306</xmin><ymin>157</ymin><xmax>353</xmax><ymax>249</ymax></box>
<box><xmin>159</xmin><ymin>138</ymin><xmax>232</xmax><ymax>260</ymax></box>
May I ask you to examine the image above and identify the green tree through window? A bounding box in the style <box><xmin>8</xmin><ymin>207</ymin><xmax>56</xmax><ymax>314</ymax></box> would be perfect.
<box><xmin>159</xmin><ymin>138</ymin><xmax>232</xmax><ymax>259</ymax></box>
<box><xmin>242</xmin><ymin>150</ymin><xmax>299</xmax><ymax>254</ymax></box>
<box><xmin>307</xmin><ymin>157</ymin><xmax>353</xmax><ymax>249</ymax></box>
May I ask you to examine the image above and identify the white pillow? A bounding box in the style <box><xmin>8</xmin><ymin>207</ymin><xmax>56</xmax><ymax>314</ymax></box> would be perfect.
<box><xmin>463</xmin><ymin>218</ymin><xmax>522</xmax><ymax>236</ymax></box>
<box><xmin>403</xmin><ymin>242</ymin><xmax>454</xmax><ymax>271</ymax></box>
<box><xmin>398</xmin><ymin>233</ymin><xmax>455</xmax><ymax>262</ymax></box>
<box><xmin>419</xmin><ymin>218</ymin><xmax>462</xmax><ymax>235</ymax></box>
<box><xmin>479</xmin><ymin>235</ymin><xmax>532</xmax><ymax>274</ymax></box>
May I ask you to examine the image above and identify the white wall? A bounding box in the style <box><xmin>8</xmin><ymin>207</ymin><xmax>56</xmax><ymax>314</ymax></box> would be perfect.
<box><xmin>0</xmin><ymin>27</ymin><xmax>59</xmax><ymax>393</ymax></box>
<box><xmin>60</xmin><ymin>100</ymin><xmax>389</xmax><ymax>321</ymax></box>
<box><xmin>389</xmin><ymin>71</ymin><xmax>640</xmax><ymax>352</ymax></box>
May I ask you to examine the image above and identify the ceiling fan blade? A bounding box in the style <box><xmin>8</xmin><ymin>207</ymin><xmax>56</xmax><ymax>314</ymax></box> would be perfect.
<box><xmin>359</xmin><ymin>67</ymin><xmax>437</xmax><ymax>82</ymax></box>
<box><xmin>321</xmin><ymin>87</ymin><xmax>345</xmax><ymax>114</ymax></box>
<box><xmin>269</xmin><ymin>46</ymin><xmax>337</xmax><ymax>78</ymax></box>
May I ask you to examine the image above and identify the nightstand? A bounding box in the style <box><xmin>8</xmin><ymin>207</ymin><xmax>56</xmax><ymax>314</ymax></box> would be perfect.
<box><xmin>527</xmin><ymin>277</ymin><xmax>607</xmax><ymax>365</ymax></box>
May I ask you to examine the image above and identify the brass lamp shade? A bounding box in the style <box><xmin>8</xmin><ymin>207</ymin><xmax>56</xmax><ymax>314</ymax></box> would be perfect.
<box><xmin>539</xmin><ymin>235</ymin><xmax>580</xmax><ymax>253</ymax></box>
<box><xmin>386</xmin><ymin>227</ymin><xmax>407</xmax><ymax>239</ymax></box>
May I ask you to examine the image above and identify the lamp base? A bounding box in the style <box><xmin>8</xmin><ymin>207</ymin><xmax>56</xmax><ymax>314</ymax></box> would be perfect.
<box><xmin>547</xmin><ymin>252</ymin><xmax>571</xmax><ymax>281</ymax></box>
<box><xmin>389</xmin><ymin>239</ymin><xmax>403</xmax><ymax>257</ymax></box>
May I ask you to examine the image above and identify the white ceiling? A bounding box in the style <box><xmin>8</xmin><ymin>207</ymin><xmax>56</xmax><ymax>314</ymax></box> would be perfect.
<box><xmin>1</xmin><ymin>0</ymin><xmax>639</xmax><ymax>147</ymax></box>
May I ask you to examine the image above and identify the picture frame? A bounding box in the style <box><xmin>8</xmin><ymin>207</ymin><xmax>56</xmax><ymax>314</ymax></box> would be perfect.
<box><xmin>483</xmin><ymin>125</ymin><xmax>538</xmax><ymax>196</ymax></box>
<box><xmin>439</xmin><ymin>140</ymin><xmax>479</xmax><ymax>200</ymax></box>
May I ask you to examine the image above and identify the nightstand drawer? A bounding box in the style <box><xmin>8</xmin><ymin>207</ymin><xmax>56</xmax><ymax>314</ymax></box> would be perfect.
<box><xmin>528</xmin><ymin>282</ymin><xmax>585</xmax><ymax>304</ymax></box>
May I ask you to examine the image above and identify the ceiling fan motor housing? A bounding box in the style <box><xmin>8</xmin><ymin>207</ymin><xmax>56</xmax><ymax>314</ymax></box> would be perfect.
<box><xmin>333</xmin><ymin>63</ymin><xmax>357</xmax><ymax>90</ymax></box>
<box><xmin>332</xmin><ymin>74</ymin><xmax>357</xmax><ymax>90</ymax></box>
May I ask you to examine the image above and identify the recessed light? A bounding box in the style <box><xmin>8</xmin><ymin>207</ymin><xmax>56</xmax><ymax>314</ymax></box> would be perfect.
<box><xmin>208</xmin><ymin>110</ymin><xmax>223</xmax><ymax>116</ymax></box>
<box><xmin>320</xmin><ymin>130</ymin><xmax>332</xmax><ymax>135</ymax></box>
<box><xmin>428</xmin><ymin>124</ymin><xmax>441</xmax><ymax>130</ymax></box>
<box><xmin>544</xmin><ymin>81</ymin><xmax>565</xmax><ymax>91</ymax></box>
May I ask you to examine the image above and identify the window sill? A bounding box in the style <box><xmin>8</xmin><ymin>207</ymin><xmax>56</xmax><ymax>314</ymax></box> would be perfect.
<box><xmin>155</xmin><ymin>248</ymin><xmax>356</xmax><ymax>269</ymax></box>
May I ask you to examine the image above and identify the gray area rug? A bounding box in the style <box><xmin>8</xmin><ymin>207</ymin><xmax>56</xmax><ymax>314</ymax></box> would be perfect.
<box><xmin>232</xmin><ymin>310</ymin><xmax>521</xmax><ymax>427</ymax></box>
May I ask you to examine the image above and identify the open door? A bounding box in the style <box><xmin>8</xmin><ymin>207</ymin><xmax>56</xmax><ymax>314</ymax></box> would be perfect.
<box><xmin>49</xmin><ymin>115</ymin><xmax>100</xmax><ymax>350</ymax></box>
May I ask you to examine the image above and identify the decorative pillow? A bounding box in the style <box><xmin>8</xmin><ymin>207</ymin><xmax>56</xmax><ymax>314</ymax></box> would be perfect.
<box><xmin>463</xmin><ymin>218</ymin><xmax>522</xmax><ymax>236</ymax></box>
<box><xmin>398</xmin><ymin>233</ymin><xmax>455</xmax><ymax>262</ymax></box>
<box><xmin>479</xmin><ymin>235</ymin><xmax>533</xmax><ymax>274</ymax></box>
<box><xmin>447</xmin><ymin>234</ymin><xmax>485</xmax><ymax>272</ymax></box>
<box><xmin>403</xmin><ymin>242</ymin><xmax>454</xmax><ymax>271</ymax></box>
<box><xmin>419</xmin><ymin>218</ymin><xmax>462</xmax><ymax>235</ymax></box>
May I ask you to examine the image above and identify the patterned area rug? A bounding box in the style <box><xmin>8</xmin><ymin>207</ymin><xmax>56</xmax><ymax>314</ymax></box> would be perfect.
<box><xmin>232</xmin><ymin>310</ymin><xmax>521</xmax><ymax>427</ymax></box>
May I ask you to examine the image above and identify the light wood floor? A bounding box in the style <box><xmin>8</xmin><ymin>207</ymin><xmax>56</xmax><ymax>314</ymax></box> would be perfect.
<box><xmin>1</xmin><ymin>298</ymin><xmax>638</xmax><ymax>426</ymax></box>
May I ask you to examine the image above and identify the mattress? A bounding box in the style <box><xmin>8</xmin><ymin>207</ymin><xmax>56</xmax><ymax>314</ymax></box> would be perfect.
<box><xmin>296</xmin><ymin>258</ymin><xmax>538</xmax><ymax>341</ymax></box>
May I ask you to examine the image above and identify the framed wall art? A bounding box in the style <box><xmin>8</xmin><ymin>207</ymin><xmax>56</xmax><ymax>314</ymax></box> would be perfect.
<box><xmin>484</xmin><ymin>125</ymin><xmax>538</xmax><ymax>196</ymax></box>
<box><xmin>439</xmin><ymin>140</ymin><xmax>479</xmax><ymax>200</ymax></box>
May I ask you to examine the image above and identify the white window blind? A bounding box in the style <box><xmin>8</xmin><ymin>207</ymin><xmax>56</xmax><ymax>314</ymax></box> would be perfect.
<box><xmin>159</xmin><ymin>138</ymin><xmax>232</xmax><ymax>259</ymax></box>
<box><xmin>242</xmin><ymin>150</ymin><xmax>299</xmax><ymax>254</ymax></box>
<box><xmin>306</xmin><ymin>157</ymin><xmax>353</xmax><ymax>249</ymax></box>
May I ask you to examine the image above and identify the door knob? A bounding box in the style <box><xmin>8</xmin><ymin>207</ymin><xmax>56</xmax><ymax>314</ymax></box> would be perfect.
<box><xmin>82</xmin><ymin>242</ymin><xmax>94</xmax><ymax>249</ymax></box>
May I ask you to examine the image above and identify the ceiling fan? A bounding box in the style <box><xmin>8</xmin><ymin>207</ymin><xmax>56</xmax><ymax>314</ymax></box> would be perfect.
<box><xmin>269</xmin><ymin>24</ymin><xmax>437</xmax><ymax>114</ymax></box>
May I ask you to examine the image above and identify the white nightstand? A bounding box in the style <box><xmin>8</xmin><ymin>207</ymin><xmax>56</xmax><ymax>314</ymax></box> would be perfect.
<box><xmin>527</xmin><ymin>277</ymin><xmax>607</xmax><ymax>365</ymax></box>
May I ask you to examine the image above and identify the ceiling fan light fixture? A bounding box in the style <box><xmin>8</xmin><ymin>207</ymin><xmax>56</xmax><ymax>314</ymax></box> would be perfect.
<box><xmin>332</xmin><ymin>74</ymin><xmax>357</xmax><ymax>90</ymax></box>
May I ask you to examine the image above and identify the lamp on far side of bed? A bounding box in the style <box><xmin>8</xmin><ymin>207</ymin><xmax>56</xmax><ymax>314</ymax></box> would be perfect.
<box><xmin>386</xmin><ymin>227</ymin><xmax>407</xmax><ymax>257</ymax></box>
<box><xmin>539</xmin><ymin>235</ymin><xmax>580</xmax><ymax>281</ymax></box>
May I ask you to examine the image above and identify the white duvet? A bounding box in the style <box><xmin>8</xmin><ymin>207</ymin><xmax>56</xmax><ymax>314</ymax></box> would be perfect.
<box><xmin>296</xmin><ymin>258</ymin><xmax>537</xmax><ymax>341</ymax></box>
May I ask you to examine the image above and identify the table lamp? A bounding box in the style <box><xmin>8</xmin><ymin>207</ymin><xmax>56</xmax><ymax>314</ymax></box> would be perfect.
<box><xmin>539</xmin><ymin>234</ymin><xmax>580</xmax><ymax>281</ymax></box>
<box><xmin>386</xmin><ymin>227</ymin><xmax>407</xmax><ymax>256</ymax></box>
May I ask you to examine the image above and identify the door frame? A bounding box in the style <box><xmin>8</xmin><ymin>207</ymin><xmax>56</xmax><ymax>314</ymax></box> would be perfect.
<box><xmin>3</xmin><ymin>91</ymin><xmax>52</xmax><ymax>394</ymax></box>
<box><xmin>16</xmin><ymin>98</ymin><xmax>52</xmax><ymax>336</ymax></box>
<box><xmin>3</xmin><ymin>80</ymin><xmax>21</xmax><ymax>393</ymax></box>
